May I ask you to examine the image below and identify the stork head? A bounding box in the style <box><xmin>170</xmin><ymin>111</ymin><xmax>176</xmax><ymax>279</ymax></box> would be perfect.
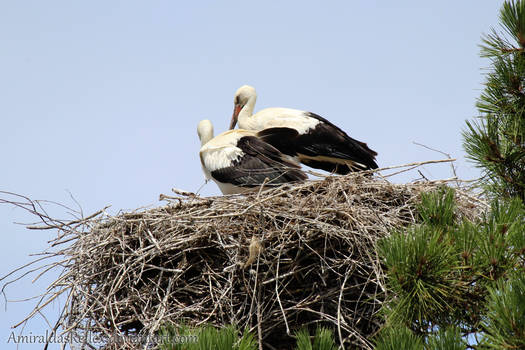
<box><xmin>197</xmin><ymin>119</ymin><xmax>214</xmax><ymax>146</ymax></box>
<box><xmin>230</xmin><ymin>85</ymin><xmax>256</xmax><ymax>130</ymax></box>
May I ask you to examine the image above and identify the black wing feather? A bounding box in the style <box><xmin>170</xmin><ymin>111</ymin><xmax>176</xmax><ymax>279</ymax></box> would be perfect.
<box><xmin>255</xmin><ymin>113</ymin><xmax>378</xmax><ymax>174</ymax></box>
<box><xmin>257</xmin><ymin>127</ymin><xmax>299</xmax><ymax>157</ymax></box>
<box><xmin>306</xmin><ymin>112</ymin><xmax>378</xmax><ymax>157</ymax></box>
<box><xmin>211</xmin><ymin>136</ymin><xmax>306</xmax><ymax>187</ymax></box>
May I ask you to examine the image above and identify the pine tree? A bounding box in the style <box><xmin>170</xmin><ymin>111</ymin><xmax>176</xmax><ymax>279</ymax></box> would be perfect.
<box><xmin>463</xmin><ymin>0</ymin><xmax>525</xmax><ymax>201</ymax></box>
<box><xmin>376</xmin><ymin>1</ymin><xmax>525</xmax><ymax>348</ymax></box>
<box><xmin>376</xmin><ymin>191</ymin><xmax>524</xmax><ymax>348</ymax></box>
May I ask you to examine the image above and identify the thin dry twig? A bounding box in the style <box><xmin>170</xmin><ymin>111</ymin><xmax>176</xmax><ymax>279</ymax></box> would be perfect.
<box><xmin>0</xmin><ymin>160</ymin><xmax>487</xmax><ymax>349</ymax></box>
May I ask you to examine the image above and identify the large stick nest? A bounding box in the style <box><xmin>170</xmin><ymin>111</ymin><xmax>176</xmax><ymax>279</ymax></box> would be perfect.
<box><xmin>2</xmin><ymin>162</ymin><xmax>486</xmax><ymax>349</ymax></box>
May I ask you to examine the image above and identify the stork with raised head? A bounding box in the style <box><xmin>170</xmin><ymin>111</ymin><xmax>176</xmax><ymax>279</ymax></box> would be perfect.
<box><xmin>197</xmin><ymin>119</ymin><xmax>307</xmax><ymax>195</ymax></box>
<box><xmin>229</xmin><ymin>85</ymin><xmax>378</xmax><ymax>174</ymax></box>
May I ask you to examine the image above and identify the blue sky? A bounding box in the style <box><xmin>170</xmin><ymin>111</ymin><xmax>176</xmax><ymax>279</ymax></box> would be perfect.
<box><xmin>1</xmin><ymin>1</ymin><xmax>503</xmax><ymax>348</ymax></box>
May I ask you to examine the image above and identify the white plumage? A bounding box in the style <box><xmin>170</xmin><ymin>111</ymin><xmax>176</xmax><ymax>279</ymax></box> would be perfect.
<box><xmin>197</xmin><ymin>120</ymin><xmax>306</xmax><ymax>195</ymax></box>
<box><xmin>198</xmin><ymin>122</ymin><xmax>247</xmax><ymax>173</ymax></box>
<box><xmin>229</xmin><ymin>85</ymin><xmax>378</xmax><ymax>174</ymax></box>
<box><xmin>229</xmin><ymin>86</ymin><xmax>319</xmax><ymax>133</ymax></box>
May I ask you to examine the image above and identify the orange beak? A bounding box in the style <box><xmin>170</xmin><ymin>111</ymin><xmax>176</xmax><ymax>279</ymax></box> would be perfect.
<box><xmin>229</xmin><ymin>104</ymin><xmax>242</xmax><ymax>130</ymax></box>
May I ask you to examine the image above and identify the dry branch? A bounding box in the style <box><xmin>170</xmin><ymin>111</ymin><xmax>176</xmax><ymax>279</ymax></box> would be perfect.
<box><xmin>0</xmin><ymin>161</ymin><xmax>487</xmax><ymax>349</ymax></box>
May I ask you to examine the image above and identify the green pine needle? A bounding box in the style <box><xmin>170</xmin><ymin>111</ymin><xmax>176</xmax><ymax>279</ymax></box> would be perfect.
<box><xmin>379</xmin><ymin>222</ymin><xmax>461</xmax><ymax>328</ymax></box>
<box><xmin>294</xmin><ymin>327</ymin><xmax>337</xmax><ymax>350</ymax></box>
<box><xmin>417</xmin><ymin>187</ymin><xmax>456</xmax><ymax>228</ymax></box>
<box><xmin>159</xmin><ymin>323</ymin><xmax>257</xmax><ymax>350</ymax></box>
<box><xmin>482</xmin><ymin>273</ymin><xmax>525</xmax><ymax>348</ymax></box>
<box><xmin>481</xmin><ymin>0</ymin><xmax>525</xmax><ymax>57</ymax></box>
<box><xmin>295</xmin><ymin>328</ymin><xmax>313</xmax><ymax>350</ymax></box>
<box><xmin>374</xmin><ymin>326</ymin><xmax>423</xmax><ymax>350</ymax></box>
<box><xmin>466</xmin><ymin>0</ymin><xmax>525</xmax><ymax>201</ymax></box>
<box><xmin>426</xmin><ymin>327</ymin><xmax>465</xmax><ymax>350</ymax></box>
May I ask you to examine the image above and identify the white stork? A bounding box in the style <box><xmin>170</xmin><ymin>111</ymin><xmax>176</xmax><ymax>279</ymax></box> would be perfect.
<box><xmin>229</xmin><ymin>85</ymin><xmax>378</xmax><ymax>174</ymax></box>
<box><xmin>197</xmin><ymin>119</ymin><xmax>307</xmax><ymax>195</ymax></box>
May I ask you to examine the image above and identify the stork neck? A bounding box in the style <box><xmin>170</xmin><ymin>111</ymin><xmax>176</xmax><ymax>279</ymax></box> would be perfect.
<box><xmin>200</xmin><ymin>127</ymin><xmax>214</xmax><ymax>146</ymax></box>
<box><xmin>238</xmin><ymin>94</ymin><xmax>256</xmax><ymax>127</ymax></box>
<box><xmin>201</xmin><ymin>133</ymin><xmax>212</xmax><ymax>146</ymax></box>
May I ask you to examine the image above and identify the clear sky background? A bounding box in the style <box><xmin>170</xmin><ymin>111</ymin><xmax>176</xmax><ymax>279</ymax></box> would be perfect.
<box><xmin>1</xmin><ymin>1</ymin><xmax>503</xmax><ymax>348</ymax></box>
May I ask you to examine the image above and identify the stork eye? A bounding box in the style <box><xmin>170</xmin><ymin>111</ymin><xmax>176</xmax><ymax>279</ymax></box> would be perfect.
<box><xmin>235</xmin><ymin>96</ymin><xmax>240</xmax><ymax>105</ymax></box>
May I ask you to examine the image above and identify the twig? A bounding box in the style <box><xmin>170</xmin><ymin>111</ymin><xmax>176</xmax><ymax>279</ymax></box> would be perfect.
<box><xmin>0</xmin><ymin>163</ymin><xmax>486</xmax><ymax>349</ymax></box>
